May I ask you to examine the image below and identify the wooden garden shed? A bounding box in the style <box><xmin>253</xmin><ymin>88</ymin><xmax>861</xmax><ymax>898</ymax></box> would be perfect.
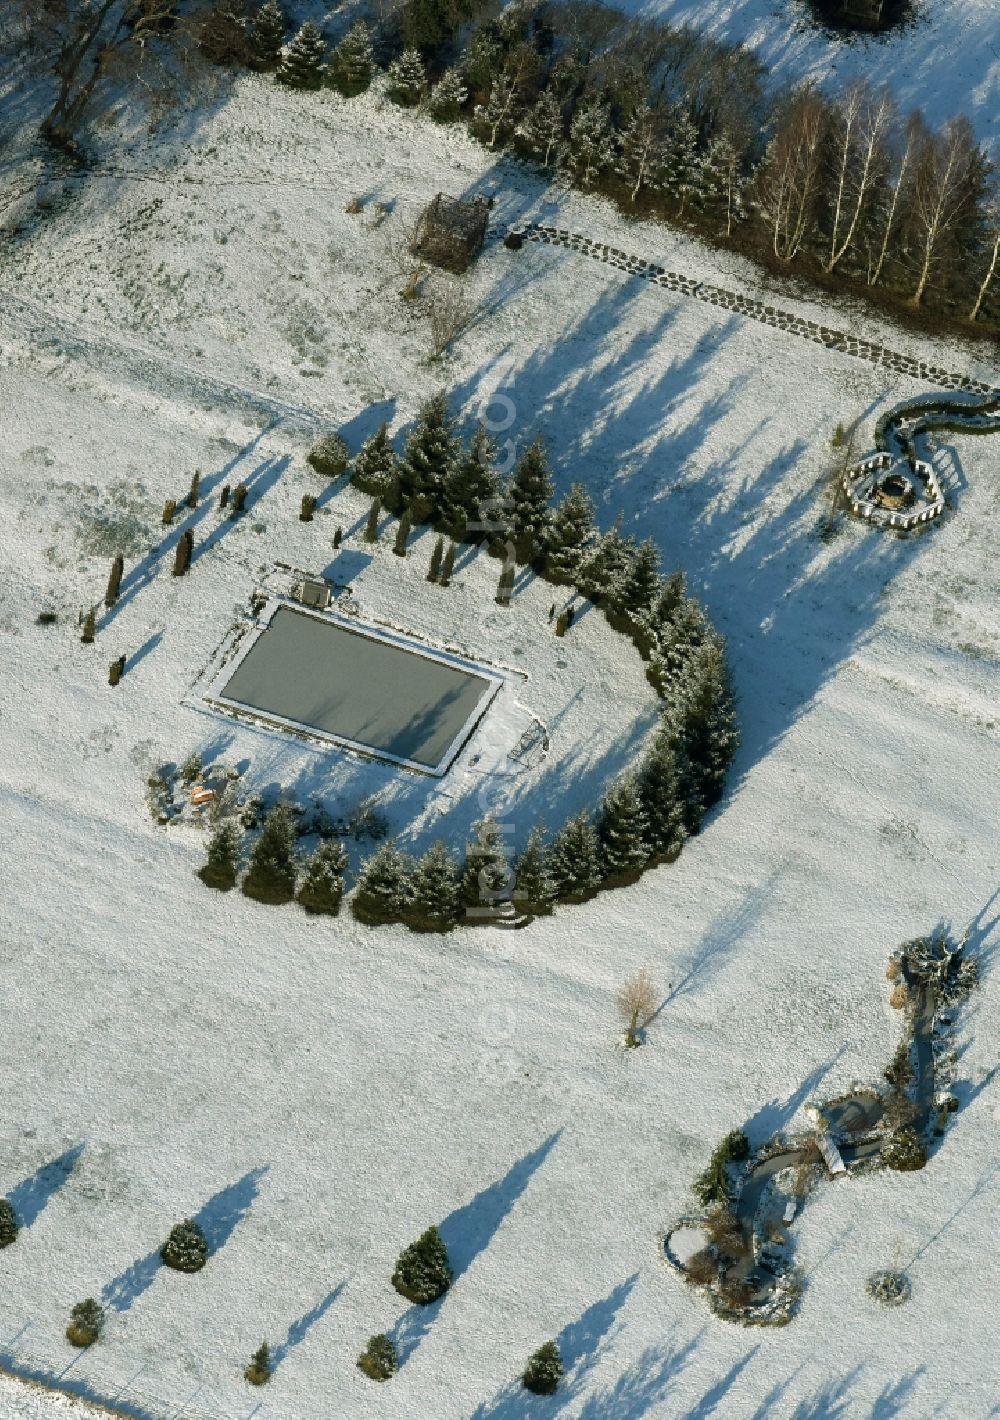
<box><xmin>411</xmin><ymin>193</ymin><xmax>490</xmax><ymax>274</ymax></box>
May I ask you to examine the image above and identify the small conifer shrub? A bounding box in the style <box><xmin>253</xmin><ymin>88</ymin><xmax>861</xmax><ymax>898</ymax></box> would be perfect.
<box><xmin>242</xmin><ymin>803</ymin><xmax>298</xmax><ymax>905</ymax></box>
<box><xmin>198</xmin><ymin>822</ymin><xmax>242</xmax><ymax>892</ymax></box>
<box><xmin>245</xmin><ymin>1340</ymin><xmax>272</xmax><ymax>1385</ymax></box>
<box><xmin>364</xmin><ymin>498</ymin><xmax>381</xmax><ymax>543</ymax></box>
<box><xmin>522</xmin><ymin>1341</ymin><xmax>563</xmax><ymax>1395</ymax></box>
<box><xmin>0</xmin><ymin>1199</ymin><xmax>18</xmax><ymax>1248</ymax></box>
<box><xmin>391</xmin><ymin>1226</ymin><xmax>452</xmax><ymax>1304</ymax></box>
<box><xmin>81</xmin><ymin>606</ymin><xmax>97</xmax><ymax>644</ymax></box>
<box><xmin>297</xmin><ymin>841</ymin><xmax>347</xmax><ymax>915</ymax></box>
<box><xmin>307</xmin><ymin>432</ymin><xmax>350</xmax><ymax>478</ymax></box>
<box><xmin>66</xmin><ymin>1299</ymin><xmax>104</xmax><ymax>1347</ymax></box>
<box><xmin>160</xmin><ymin>1218</ymin><xmax>209</xmax><ymax>1272</ymax></box>
<box><xmin>300</xmin><ymin>493</ymin><xmax>317</xmax><ymax>522</ymax></box>
<box><xmin>162</xmin><ymin>498</ymin><xmax>177</xmax><ymax>524</ymax></box>
<box><xmin>882</xmin><ymin>1127</ymin><xmax>927</xmax><ymax>1172</ymax></box>
<box><xmin>357</xmin><ymin>1333</ymin><xmax>397</xmax><ymax>1381</ymax></box>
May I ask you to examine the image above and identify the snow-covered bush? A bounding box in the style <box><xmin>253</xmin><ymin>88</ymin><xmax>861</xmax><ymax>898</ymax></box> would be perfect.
<box><xmin>0</xmin><ymin>1199</ymin><xmax>17</xmax><ymax>1248</ymax></box>
<box><xmin>307</xmin><ymin>432</ymin><xmax>350</xmax><ymax>478</ymax></box>
<box><xmin>245</xmin><ymin>1340</ymin><xmax>272</xmax><ymax>1384</ymax></box>
<box><xmin>357</xmin><ymin>1333</ymin><xmax>397</xmax><ymax>1380</ymax></box>
<box><xmin>694</xmin><ymin>1130</ymin><xmax>750</xmax><ymax>1206</ymax></box>
<box><xmin>198</xmin><ymin>821</ymin><xmax>242</xmax><ymax>893</ymax></box>
<box><xmin>522</xmin><ymin>1341</ymin><xmax>563</xmax><ymax>1394</ymax></box>
<box><xmin>392</xmin><ymin>1225</ymin><xmax>453</xmax><ymax>1303</ymax></box>
<box><xmin>297</xmin><ymin>841</ymin><xmax>347</xmax><ymax>916</ymax></box>
<box><xmin>66</xmin><ymin>1299</ymin><xmax>104</xmax><ymax>1347</ymax></box>
<box><xmin>161</xmin><ymin>1218</ymin><xmax>209</xmax><ymax>1272</ymax></box>
<box><xmin>242</xmin><ymin>803</ymin><xmax>298</xmax><ymax>905</ymax></box>
<box><xmin>865</xmin><ymin>1269</ymin><xmax>911</xmax><ymax>1306</ymax></box>
<box><xmin>882</xmin><ymin>1127</ymin><xmax>927</xmax><ymax>1171</ymax></box>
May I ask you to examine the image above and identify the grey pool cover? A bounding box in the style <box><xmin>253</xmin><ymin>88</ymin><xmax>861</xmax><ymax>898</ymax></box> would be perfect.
<box><xmin>221</xmin><ymin>607</ymin><xmax>494</xmax><ymax>770</ymax></box>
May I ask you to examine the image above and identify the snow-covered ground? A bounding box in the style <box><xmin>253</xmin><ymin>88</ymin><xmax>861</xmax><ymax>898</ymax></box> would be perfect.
<box><xmin>1</xmin><ymin>74</ymin><xmax>999</xmax><ymax>1420</ymax></box>
<box><xmin>620</xmin><ymin>0</ymin><xmax>1000</xmax><ymax>160</ymax></box>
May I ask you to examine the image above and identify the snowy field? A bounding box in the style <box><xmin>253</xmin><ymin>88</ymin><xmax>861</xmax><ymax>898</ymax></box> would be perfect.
<box><xmin>1</xmin><ymin>72</ymin><xmax>999</xmax><ymax>1420</ymax></box>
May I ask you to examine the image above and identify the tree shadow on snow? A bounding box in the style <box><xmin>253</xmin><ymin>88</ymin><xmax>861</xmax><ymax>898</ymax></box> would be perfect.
<box><xmin>390</xmin><ymin>1134</ymin><xmax>560</xmax><ymax>1367</ymax></box>
<box><xmin>468</xmin><ymin>1274</ymin><xmax>648</xmax><ymax>1419</ymax></box>
<box><xmin>5</xmin><ymin>1144</ymin><xmax>83</xmax><ymax>1229</ymax></box>
<box><xmin>101</xmin><ymin>1166</ymin><xmax>267</xmax><ymax>1314</ymax></box>
<box><xmin>270</xmin><ymin>1279</ymin><xmax>348</xmax><ymax>1371</ymax></box>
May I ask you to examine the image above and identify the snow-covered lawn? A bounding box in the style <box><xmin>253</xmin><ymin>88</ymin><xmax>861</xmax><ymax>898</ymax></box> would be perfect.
<box><xmin>0</xmin><ymin>75</ymin><xmax>998</xmax><ymax>1420</ymax></box>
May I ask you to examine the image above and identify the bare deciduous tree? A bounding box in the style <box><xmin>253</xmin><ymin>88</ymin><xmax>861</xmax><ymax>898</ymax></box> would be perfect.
<box><xmin>908</xmin><ymin>116</ymin><xmax>983</xmax><ymax>306</ymax></box>
<box><xmin>823</xmin><ymin>82</ymin><xmax>895</xmax><ymax>275</ymax></box>
<box><xmin>754</xmin><ymin>86</ymin><xmax>828</xmax><ymax>263</ymax></box>
<box><xmin>866</xmin><ymin>112</ymin><xmax>919</xmax><ymax>288</ymax></box>
<box><xmin>424</xmin><ymin>276</ymin><xmax>479</xmax><ymax>359</ymax></box>
<box><xmin>617</xmin><ymin>966</ymin><xmax>658</xmax><ymax>1047</ymax></box>
<box><xmin>968</xmin><ymin>198</ymin><xmax>1000</xmax><ymax>322</ymax></box>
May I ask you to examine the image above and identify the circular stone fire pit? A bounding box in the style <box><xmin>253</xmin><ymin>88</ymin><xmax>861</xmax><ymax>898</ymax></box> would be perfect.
<box><xmin>874</xmin><ymin>473</ymin><xmax>914</xmax><ymax>509</ymax></box>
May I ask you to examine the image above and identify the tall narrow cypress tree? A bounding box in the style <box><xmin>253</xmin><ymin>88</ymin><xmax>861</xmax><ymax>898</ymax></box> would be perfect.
<box><xmin>393</xmin><ymin>509</ymin><xmax>413</xmax><ymax>557</ymax></box>
<box><xmin>105</xmin><ymin>553</ymin><xmax>124</xmax><ymax>608</ymax></box>
<box><xmin>427</xmin><ymin>535</ymin><xmax>445</xmax><ymax>581</ymax></box>
<box><xmin>364</xmin><ymin>497</ymin><xmax>381</xmax><ymax>543</ymax></box>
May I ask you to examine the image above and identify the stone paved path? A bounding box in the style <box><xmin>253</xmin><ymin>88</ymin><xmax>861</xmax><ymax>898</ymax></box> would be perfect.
<box><xmin>514</xmin><ymin>224</ymin><xmax>999</xmax><ymax>397</ymax></box>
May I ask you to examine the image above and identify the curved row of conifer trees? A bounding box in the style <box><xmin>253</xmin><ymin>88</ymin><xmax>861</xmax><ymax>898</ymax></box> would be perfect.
<box><xmin>198</xmin><ymin>391</ymin><xmax>739</xmax><ymax>928</ymax></box>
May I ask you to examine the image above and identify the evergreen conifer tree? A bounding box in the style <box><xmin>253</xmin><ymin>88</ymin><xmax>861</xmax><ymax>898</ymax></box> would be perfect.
<box><xmin>516</xmin><ymin>90</ymin><xmax>564</xmax><ymax>167</ymax></box>
<box><xmin>276</xmin><ymin>21</ymin><xmax>326</xmax><ymax>90</ymax></box>
<box><xmin>427</xmin><ymin>535</ymin><xmax>445</xmax><ymax>581</ymax></box>
<box><xmin>544</xmin><ymin>482</ymin><xmax>596</xmax><ymax>583</ymax></box>
<box><xmin>297</xmin><ymin>840</ymin><xmax>347</xmax><ymax>915</ymax></box>
<box><xmin>187</xmin><ymin>470</ymin><xmax>200</xmax><ymax>508</ymax></box>
<box><xmin>671</xmin><ymin>636</ymin><xmax>739</xmax><ymax>831</ymax></box>
<box><xmin>427</xmin><ymin>67</ymin><xmax>468</xmax><ymax>122</ymax></box>
<box><xmin>508</xmin><ymin>437</ymin><xmax>554</xmax><ymax>562</ymax></box>
<box><xmin>329</xmin><ymin>21</ymin><xmax>374</xmax><ymax>96</ymax></box>
<box><xmin>161</xmin><ymin>1218</ymin><xmax>209</xmax><ymax>1272</ymax></box>
<box><xmin>407</xmin><ymin>839</ymin><xmax>461</xmax><ymax>930</ymax></box>
<box><xmin>198</xmin><ymin>821</ymin><xmax>242</xmax><ymax>892</ymax></box>
<box><xmin>0</xmin><ymin>1199</ymin><xmax>18</xmax><ymax>1248</ymax></box>
<box><xmin>307</xmin><ymin>432</ymin><xmax>350</xmax><ymax>478</ymax></box>
<box><xmin>638</xmin><ymin>728</ymin><xmax>687</xmax><ymax>862</ymax></box>
<box><xmin>548</xmin><ymin>810</ymin><xmax>603</xmax><ymax>901</ymax></box>
<box><xmin>461</xmin><ymin>816</ymin><xmax>513</xmax><ymax>914</ymax></box>
<box><xmin>578</xmin><ymin>522</ymin><xmax>636</xmax><ymax>607</ymax></box>
<box><xmin>387</xmin><ymin>48</ymin><xmax>426</xmax><ymax>106</ymax></box>
<box><xmin>566</xmin><ymin>102</ymin><xmax>615</xmax><ymax>188</ymax></box>
<box><xmin>245</xmin><ymin>1340</ymin><xmax>272</xmax><ymax>1385</ymax></box>
<box><xmin>619</xmin><ymin>537</ymin><xmax>661</xmax><ymax>619</ymax></box>
<box><xmin>438</xmin><ymin>425</ymin><xmax>498</xmax><ymax>540</ymax></box>
<box><xmin>648</xmin><ymin>594</ymin><xmax>709</xmax><ymax>695</ymax></box>
<box><xmin>357</xmin><ymin>1333</ymin><xmax>398</xmax><ymax>1380</ymax></box>
<box><xmin>695</xmin><ymin>132</ymin><xmax>745</xmax><ymax>235</ymax></box>
<box><xmin>391</xmin><ymin>1225</ymin><xmax>453</xmax><ymax>1303</ymax></box>
<box><xmin>66</xmin><ymin>1298</ymin><xmax>104</xmax><ymax>1347</ymax></box>
<box><xmin>352</xmin><ymin>840</ymin><xmax>414</xmax><ymax>924</ymax></box>
<box><xmin>81</xmin><ymin>606</ymin><xmax>97</xmax><ymax>643</ymax></box>
<box><xmin>512</xmin><ymin>825</ymin><xmax>555</xmax><ymax>915</ymax></box>
<box><xmin>252</xmin><ymin>0</ymin><xmax>285</xmax><ymax>70</ymax></box>
<box><xmin>616</xmin><ymin>103</ymin><xmax>664</xmax><ymax>201</ymax></box>
<box><xmin>661</xmin><ymin>108</ymin><xmax>699</xmax><ymax>212</ymax></box>
<box><xmin>598</xmin><ymin>773</ymin><xmax>650</xmax><ymax>878</ymax></box>
<box><xmin>351</xmin><ymin>422</ymin><xmax>399</xmax><ymax>502</ymax></box>
<box><xmin>523</xmin><ymin>1340</ymin><xmax>564</xmax><ymax>1395</ymax></box>
<box><xmin>242</xmin><ymin>803</ymin><xmax>297</xmax><ymax>905</ymax></box>
<box><xmin>365</xmin><ymin>497</ymin><xmax>381</xmax><ymax>542</ymax></box>
<box><xmin>398</xmin><ymin>392</ymin><xmax>460</xmax><ymax>521</ymax></box>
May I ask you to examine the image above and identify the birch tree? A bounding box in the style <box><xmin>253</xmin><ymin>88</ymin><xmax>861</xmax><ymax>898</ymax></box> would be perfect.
<box><xmin>823</xmin><ymin>82</ymin><xmax>895</xmax><ymax>274</ymax></box>
<box><xmin>968</xmin><ymin>206</ymin><xmax>1000</xmax><ymax>322</ymax></box>
<box><xmin>866</xmin><ymin>113</ymin><xmax>918</xmax><ymax>287</ymax></box>
<box><xmin>908</xmin><ymin>116</ymin><xmax>983</xmax><ymax>306</ymax></box>
<box><xmin>616</xmin><ymin>103</ymin><xmax>663</xmax><ymax>202</ymax></box>
<box><xmin>754</xmin><ymin>87</ymin><xmax>828</xmax><ymax>263</ymax></box>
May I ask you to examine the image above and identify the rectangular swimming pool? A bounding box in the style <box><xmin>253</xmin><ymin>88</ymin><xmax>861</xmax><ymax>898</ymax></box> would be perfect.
<box><xmin>212</xmin><ymin>602</ymin><xmax>501</xmax><ymax>774</ymax></box>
